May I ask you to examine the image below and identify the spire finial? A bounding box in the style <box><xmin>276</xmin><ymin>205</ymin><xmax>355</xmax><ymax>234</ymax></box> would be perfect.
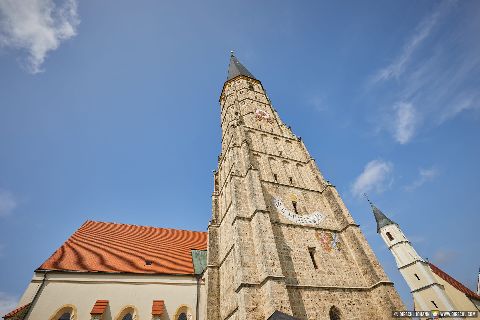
<box><xmin>230</xmin><ymin>50</ymin><xmax>234</xmax><ymax>56</ymax></box>
<box><xmin>363</xmin><ymin>193</ymin><xmax>374</xmax><ymax>207</ymax></box>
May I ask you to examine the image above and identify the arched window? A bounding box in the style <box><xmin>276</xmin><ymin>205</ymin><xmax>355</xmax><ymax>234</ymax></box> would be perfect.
<box><xmin>178</xmin><ymin>313</ymin><xmax>188</xmax><ymax>320</ymax></box>
<box><xmin>116</xmin><ymin>306</ymin><xmax>137</xmax><ymax>320</ymax></box>
<box><xmin>386</xmin><ymin>232</ymin><xmax>394</xmax><ymax>241</ymax></box>
<box><xmin>174</xmin><ymin>305</ymin><xmax>192</xmax><ymax>320</ymax></box>
<box><xmin>49</xmin><ymin>305</ymin><xmax>76</xmax><ymax>320</ymax></box>
<box><xmin>58</xmin><ymin>313</ymin><xmax>71</xmax><ymax>320</ymax></box>
<box><xmin>329</xmin><ymin>306</ymin><xmax>341</xmax><ymax>320</ymax></box>
<box><xmin>122</xmin><ymin>313</ymin><xmax>133</xmax><ymax>320</ymax></box>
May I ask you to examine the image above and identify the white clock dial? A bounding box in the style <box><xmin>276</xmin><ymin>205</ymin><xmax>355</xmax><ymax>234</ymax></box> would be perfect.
<box><xmin>272</xmin><ymin>197</ymin><xmax>325</xmax><ymax>225</ymax></box>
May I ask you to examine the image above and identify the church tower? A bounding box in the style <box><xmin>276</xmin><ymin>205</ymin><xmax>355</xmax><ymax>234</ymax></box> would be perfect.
<box><xmin>369</xmin><ymin>201</ymin><xmax>458</xmax><ymax>314</ymax></box>
<box><xmin>206</xmin><ymin>53</ymin><xmax>405</xmax><ymax>320</ymax></box>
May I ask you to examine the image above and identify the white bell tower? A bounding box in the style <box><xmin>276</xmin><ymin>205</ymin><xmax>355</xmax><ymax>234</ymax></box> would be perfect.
<box><xmin>367</xmin><ymin>198</ymin><xmax>459</xmax><ymax>315</ymax></box>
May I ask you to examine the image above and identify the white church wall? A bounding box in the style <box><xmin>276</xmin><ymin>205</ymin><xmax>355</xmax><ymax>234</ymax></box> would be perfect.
<box><xmin>22</xmin><ymin>271</ymin><xmax>205</xmax><ymax>320</ymax></box>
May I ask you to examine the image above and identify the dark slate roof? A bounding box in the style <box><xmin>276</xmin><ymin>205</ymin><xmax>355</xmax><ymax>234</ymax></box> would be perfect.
<box><xmin>372</xmin><ymin>205</ymin><xmax>397</xmax><ymax>233</ymax></box>
<box><xmin>227</xmin><ymin>54</ymin><xmax>256</xmax><ymax>81</ymax></box>
<box><xmin>268</xmin><ymin>311</ymin><xmax>299</xmax><ymax>320</ymax></box>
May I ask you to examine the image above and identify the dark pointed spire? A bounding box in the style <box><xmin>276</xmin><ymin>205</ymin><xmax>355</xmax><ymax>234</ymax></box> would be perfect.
<box><xmin>364</xmin><ymin>194</ymin><xmax>397</xmax><ymax>233</ymax></box>
<box><xmin>227</xmin><ymin>51</ymin><xmax>256</xmax><ymax>81</ymax></box>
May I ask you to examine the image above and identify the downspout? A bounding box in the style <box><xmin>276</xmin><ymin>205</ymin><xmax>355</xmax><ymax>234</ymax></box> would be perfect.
<box><xmin>23</xmin><ymin>270</ymin><xmax>49</xmax><ymax>320</ymax></box>
<box><xmin>195</xmin><ymin>274</ymin><xmax>201</xmax><ymax>320</ymax></box>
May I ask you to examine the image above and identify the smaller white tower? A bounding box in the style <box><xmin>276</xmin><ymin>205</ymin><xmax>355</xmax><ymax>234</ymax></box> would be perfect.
<box><xmin>476</xmin><ymin>268</ymin><xmax>480</xmax><ymax>295</ymax></box>
<box><xmin>368</xmin><ymin>199</ymin><xmax>459</xmax><ymax>315</ymax></box>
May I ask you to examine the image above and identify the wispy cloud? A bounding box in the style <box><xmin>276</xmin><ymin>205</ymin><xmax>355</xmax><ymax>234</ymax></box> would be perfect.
<box><xmin>308</xmin><ymin>95</ymin><xmax>328</xmax><ymax>112</ymax></box>
<box><xmin>0</xmin><ymin>190</ymin><xmax>17</xmax><ymax>217</ymax></box>
<box><xmin>405</xmin><ymin>167</ymin><xmax>439</xmax><ymax>191</ymax></box>
<box><xmin>0</xmin><ymin>292</ymin><xmax>18</xmax><ymax>317</ymax></box>
<box><xmin>371</xmin><ymin>2</ymin><xmax>452</xmax><ymax>83</ymax></box>
<box><xmin>392</xmin><ymin>102</ymin><xmax>418</xmax><ymax>144</ymax></box>
<box><xmin>0</xmin><ymin>0</ymin><xmax>80</xmax><ymax>73</ymax></box>
<box><xmin>368</xmin><ymin>1</ymin><xmax>480</xmax><ymax>141</ymax></box>
<box><xmin>432</xmin><ymin>249</ymin><xmax>458</xmax><ymax>265</ymax></box>
<box><xmin>436</xmin><ymin>92</ymin><xmax>480</xmax><ymax>125</ymax></box>
<box><xmin>352</xmin><ymin>160</ymin><xmax>393</xmax><ymax>198</ymax></box>
<box><xmin>408</xmin><ymin>235</ymin><xmax>426</xmax><ymax>244</ymax></box>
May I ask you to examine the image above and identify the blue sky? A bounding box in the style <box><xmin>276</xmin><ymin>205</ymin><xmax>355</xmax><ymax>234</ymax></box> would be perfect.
<box><xmin>0</xmin><ymin>0</ymin><xmax>479</xmax><ymax>314</ymax></box>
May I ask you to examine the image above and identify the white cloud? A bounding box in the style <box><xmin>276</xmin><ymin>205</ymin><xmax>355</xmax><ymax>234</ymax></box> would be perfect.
<box><xmin>371</xmin><ymin>0</ymin><xmax>455</xmax><ymax>83</ymax></box>
<box><xmin>351</xmin><ymin>160</ymin><xmax>393</xmax><ymax>198</ymax></box>
<box><xmin>0</xmin><ymin>292</ymin><xmax>18</xmax><ymax>317</ymax></box>
<box><xmin>392</xmin><ymin>102</ymin><xmax>418</xmax><ymax>144</ymax></box>
<box><xmin>405</xmin><ymin>167</ymin><xmax>439</xmax><ymax>191</ymax></box>
<box><xmin>0</xmin><ymin>190</ymin><xmax>17</xmax><ymax>217</ymax></box>
<box><xmin>0</xmin><ymin>0</ymin><xmax>80</xmax><ymax>73</ymax></box>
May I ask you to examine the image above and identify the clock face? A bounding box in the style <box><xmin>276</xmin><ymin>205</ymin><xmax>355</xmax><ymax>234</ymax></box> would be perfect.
<box><xmin>272</xmin><ymin>197</ymin><xmax>325</xmax><ymax>225</ymax></box>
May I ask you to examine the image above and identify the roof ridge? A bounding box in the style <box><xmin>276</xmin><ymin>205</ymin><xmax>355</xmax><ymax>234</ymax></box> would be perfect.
<box><xmin>84</xmin><ymin>220</ymin><xmax>207</xmax><ymax>234</ymax></box>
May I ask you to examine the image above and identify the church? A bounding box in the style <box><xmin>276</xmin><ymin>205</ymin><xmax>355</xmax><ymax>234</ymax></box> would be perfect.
<box><xmin>3</xmin><ymin>54</ymin><xmax>479</xmax><ymax>320</ymax></box>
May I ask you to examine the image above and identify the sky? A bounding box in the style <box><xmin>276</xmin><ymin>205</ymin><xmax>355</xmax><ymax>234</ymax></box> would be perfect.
<box><xmin>0</xmin><ymin>0</ymin><xmax>479</xmax><ymax>315</ymax></box>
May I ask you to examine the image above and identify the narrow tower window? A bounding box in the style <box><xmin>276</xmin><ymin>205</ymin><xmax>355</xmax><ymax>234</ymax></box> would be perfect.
<box><xmin>414</xmin><ymin>274</ymin><xmax>420</xmax><ymax>280</ymax></box>
<box><xmin>431</xmin><ymin>301</ymin><xmax>438</xmax><ymax>308</ymax></box>
<box><xmin>329</xmin><ymin>306</ymin><xmax>341</xmax><ymax>320</ymax></box>
<box><xmin>289</xmin><ymin>177</ymin><xmax>293</xmax><ymax>184</ymax></box>
<box><xmin>292</xmin><ymin>201</ymin><xmax>298</xmax><ymax>214</ymax></box>
<box><xmin>273</xmin><ymin>174</ymin><xmax>278</xmax><ymax>182</ymax></box>
<box><xmin>308</xmin><ymin>247</ymin><xmax>318</xmax><ymax>269</ymax></box>
<box><xmin>386</xmin><ymin>232</ymin><xmax>394</xmax><ymax>241</ymax></box>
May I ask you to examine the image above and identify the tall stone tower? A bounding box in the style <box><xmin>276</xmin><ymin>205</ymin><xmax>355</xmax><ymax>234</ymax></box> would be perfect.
<box><xmin>206</xmin><ymin>53</ymin><xmax>405</xmax><ymax>320</ymax></box>
<box><xmin>369</xmin><ymin>201</ymin><xmax>459</xmax><ymax>314</ymax></box>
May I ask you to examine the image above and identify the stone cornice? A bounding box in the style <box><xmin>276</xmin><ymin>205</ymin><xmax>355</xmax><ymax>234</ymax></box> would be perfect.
<box><xmin>235</xmin><ymin>275</ymin><xmax>286</xmax><ymax>293</ymax></box>
<box><xmin>411</xmin><ymin>282</ymin><xmax>445</xmax><ymax>294</ymax></box>
<box><xmin>388</xmin><ymin>240</ymin><xmax>412</xmax><ymax>250</ymax></box>
<box><xmin>398</xmin><ymin>259</ymin><xmax>427</xmax><ymax>270</ymax></box>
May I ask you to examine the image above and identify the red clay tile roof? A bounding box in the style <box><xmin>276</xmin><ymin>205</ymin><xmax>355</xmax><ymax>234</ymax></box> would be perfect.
<box><xmin>90</xmin><ymin>300</ymin><xmax>109</xmax><ymax>315</ymax></box>
<box><xmin>429</xmin><ymin>262</ymin><xmax>480</xmax><ymax>301</ymax></box>
<box><xmin>37</xmin><ymin>221</ymin><xmax>207</xmax><ymax>275</ymax></box>
<box><xmin>3</xmin><ymin>303</ymin><xmax>31</xmax><ymax>319</ymax></box>
<box><xmin>152</xmin><ymin>300</ymin><xmax>165</xmax><ymax>316</ymax></box>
